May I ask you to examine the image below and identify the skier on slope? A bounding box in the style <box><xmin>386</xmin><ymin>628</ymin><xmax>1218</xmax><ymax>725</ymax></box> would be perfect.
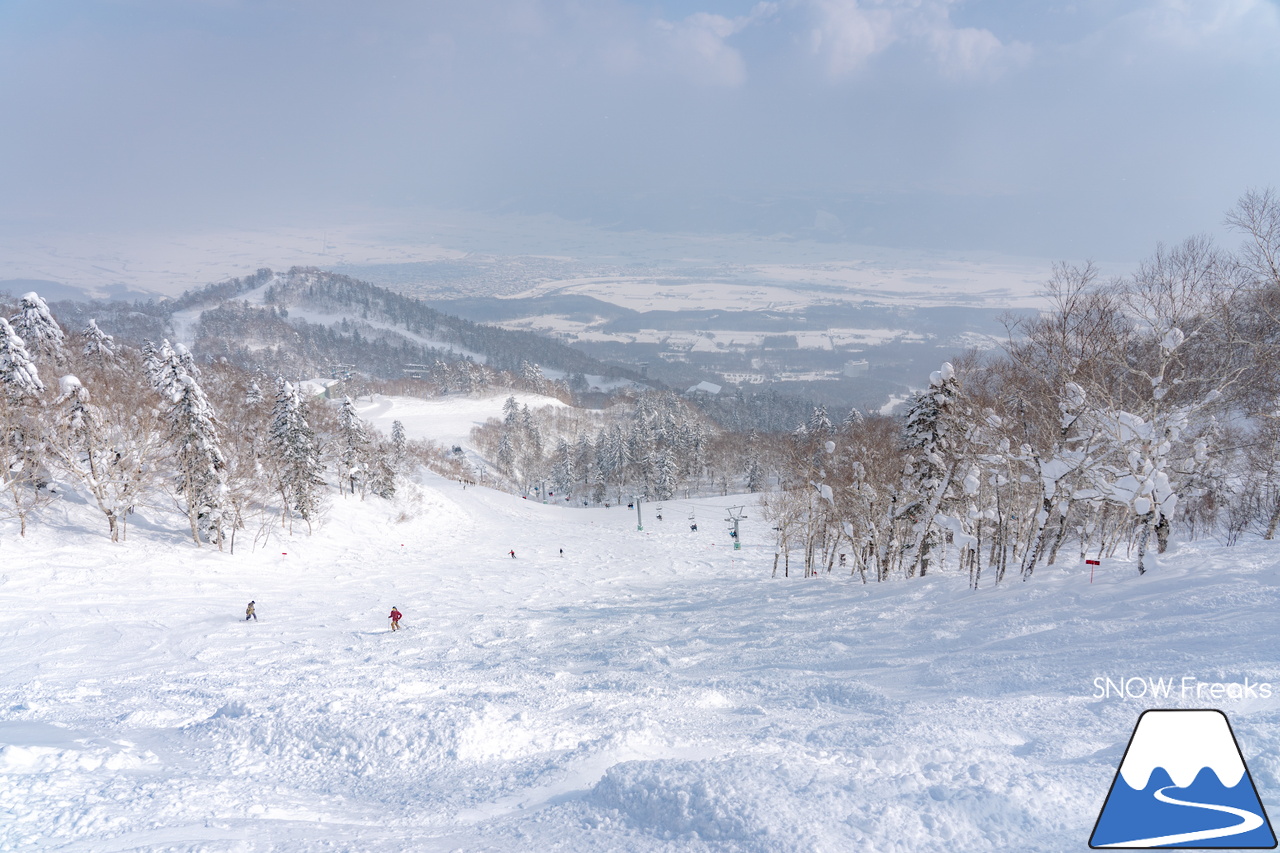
<box><xmin>509</xmin><ymin>549</ymin><xmax>516</xmax><ymax>558</ymax></box>
<box><xmin>388</xmin><ymin>606</ymin><xmax>402</xmax><ymax>631</ymax></box>
<box><xmin>245</xmin><ymin>601</ymin><xmax>256</xmax><ymax>621</ymax></box>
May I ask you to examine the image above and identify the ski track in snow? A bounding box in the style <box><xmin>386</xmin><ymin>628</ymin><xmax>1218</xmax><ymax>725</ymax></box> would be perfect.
<box><xmin>2</xmin><ymin>398</ymin><xmax>1280</xmax><ymax>851</ymax></box>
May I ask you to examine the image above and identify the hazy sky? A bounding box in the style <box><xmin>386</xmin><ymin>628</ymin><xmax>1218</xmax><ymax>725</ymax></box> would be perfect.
<box><xmin>2</xmin><ymin>0</ymin><xmax>1278</xmax><ymax>260</ymax></box>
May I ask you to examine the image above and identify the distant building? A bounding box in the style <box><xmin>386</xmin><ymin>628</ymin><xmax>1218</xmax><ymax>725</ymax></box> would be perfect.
<box><xmin>843</xmin><ymin>359</ymin><xmax>870</xmax><ymax>378</ymax></box>
<box><xmin>686</xmin><ymin>380</ymin><xmax>722</xmax><ymax>396</ymax></box>
<box><xmin>721</xmin><ymin>372</ymin><xmax>766</xmax><ymax>385</ymax></box>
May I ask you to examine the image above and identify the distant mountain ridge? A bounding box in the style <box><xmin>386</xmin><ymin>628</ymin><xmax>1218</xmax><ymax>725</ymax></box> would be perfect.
<box><xmin>43</xmin><ymin>266</ymin><xmax>648</xmax><ymax>386</ymax></box>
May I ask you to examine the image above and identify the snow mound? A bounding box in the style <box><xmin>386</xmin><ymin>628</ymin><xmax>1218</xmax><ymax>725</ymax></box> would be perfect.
<box><xmin>208</xmin><ymin>701</ymin><xmax>251</xmax><ymax>720</ymax></box>
<box><xmin>589</xmin><ymin>758</ymin><xmax>805</xmax><ymax>850</ymax></box>
<box><xmin>585</xmin><ymin>752</ymin><xmax>1064</xmax><ymax>853</ymax></box>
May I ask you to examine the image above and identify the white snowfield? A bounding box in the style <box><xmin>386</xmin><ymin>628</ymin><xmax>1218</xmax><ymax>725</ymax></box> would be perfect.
<box><xmin>353</xmin><ymin>392</ymin><xmax>570</xmax><ymax>457</ymax></box>
<box><xmin>2</xmin><ymin>395</ymin><xmax>1279</xmax><ymax>851</ymax></box>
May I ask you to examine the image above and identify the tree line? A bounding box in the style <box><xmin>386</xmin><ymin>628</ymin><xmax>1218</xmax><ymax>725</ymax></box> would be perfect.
<box><xmin>760</xmin><ymin>189</ymin><xmax>1280</xmax><ymax>582</ymax></box>
<box><xmin>0</xmin><ymin>293</ymin><xmax>441</xmax><ymax>548</ymax></box>
<box><xmin>8</xmin><ymin>189</ymin><xmax>1280</xmax><ymax>581</ymax></box>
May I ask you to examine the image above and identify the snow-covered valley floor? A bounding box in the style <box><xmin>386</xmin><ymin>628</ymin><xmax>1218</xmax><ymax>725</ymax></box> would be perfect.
<box><xmin>2</xmin><ymin>431</ymin><xmax>1279</xmax><ymax>850</ymax></box>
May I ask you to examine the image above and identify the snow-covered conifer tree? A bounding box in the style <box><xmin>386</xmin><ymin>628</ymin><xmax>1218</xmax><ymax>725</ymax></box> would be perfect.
<box><xmin>652</xmin><ymin>449</ymin><xmax>678</xmax><ymax>501</ymax></box>
<box><xmin>549</xmin><ymin>439</ymin><xmax>574</xmax><ymax>497</ymax></box>
<box><xmin>165</xmin><ymin>369</ymin><xmax>229</xmax><ymax>547</ymax></box>
<box><xmin>496</xmin><ymin>433</ymin><xmax>516</xmax><ymax>478</ymax></box>
<box><xmin>807</xmin><ymin>406</ymin><xmax>834</xmax><ymax>436</ymax></box>
<box><xmin>677</xmin><ymin>419</ymin><xmax>708</xmax><ymax>493</ymax></box>
<box><xmin>364</xmin><ymin>440</ymin><xmax>396</xmax><ymax>500</ymax></box>
<box><xmin>337</xmin><ymin>396</ymin><xmax>370</xmax><ymax>496</ymax></box>
<box><xmin>173</xmin><ymin>342</ymin><xmax>199</xmax><ymax>380</ymax></box>
<box><xmin>515</xmin><ymin>405</ymin><xmax>544</xmax><ymax>483</ymax></box>
<box><xmin>568</xmin><ymin>434</ymin><xmax>594</xmax><ymax>497</ymax></box>
<box><xmin>9</xmin><ymin>292</ymin><xmax>65</xmax><ymax>366</ymax></box>
<box><xmin>0</xmin><ymin>317</ymin><xmax>49</xmax><ymax>535</ymax></box>
<box><xmin>599</xmin><ymin>425</ymin><xmax>630</xmax><ymax>502</ymax></box>
<box><xmin>80</xmin><ymin>320</ymin><xmax>118</xmax><ymax>371</ymax></box>
<box><xmin>520</xmin><ymin>405</ymin><xmax>540</xmax><ymax>447</ymax></box>
<box><xmin>145</xmin><ymin>340</ymin><xmax>183</xmax><ymax>397</ymax></box>
<box><xmin>391</xmin><ymin>420</ymin><xmax>408</xmax><ymax>472</ymax></box>
<box><xmin>898</xmin><ymin>362</ymin><xmax>965</xmax><ymax>577</ymax></box>
<box><xmin>0</xmin><ymin>318</ymin><xmax>44</xmax><ymax>401</ymax></box>
<box><xmin>141</xmin><ymin>341</ymin><xmax>161</xmax><ymax>386</ymax></box>
<box><xmin>590</xmin><ymin>465</ymin><xmax>607</xmax><ymax>505</ymax></box>
<box><xmin>149</xmin><ymin>341</ymin><xmax>225</xmax><ymax>545</ymax></box>
<box><xmin>269</xmin><ymin>379</ymin><xmax>323</xmax><ymax>530</ymax></box>
<box><xmin>55</xmin><ymin>375</ymin><xmax>93</xmax><ymax>435</ymax></box>
<box><xmin>519</xmin><ymin>360</ymin><xmax>546</xmax><ymax>394</ymax></box>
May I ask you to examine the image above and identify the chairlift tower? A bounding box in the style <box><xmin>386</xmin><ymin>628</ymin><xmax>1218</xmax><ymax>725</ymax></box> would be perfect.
<box><xmin>725</xmin><ymin>505</ymin><xmax>746</xmax><ymax>550</ymax></box>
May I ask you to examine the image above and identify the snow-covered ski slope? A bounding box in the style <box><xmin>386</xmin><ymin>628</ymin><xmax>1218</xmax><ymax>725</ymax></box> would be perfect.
<box><xmin>353</xmin><ymin>391</ymin><xmax>569</xmax><ymax>456</ymax></box>
<box><xmin>3</xmin><ymin>397</ymin><xmax>1280</xmax><ymax>851</ymax></box>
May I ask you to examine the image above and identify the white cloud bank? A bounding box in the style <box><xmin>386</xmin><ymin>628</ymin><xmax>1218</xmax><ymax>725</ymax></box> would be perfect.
<box><xmin>807</xmin><ymin>0</ymin><xmax>1030</xmax><ymax>81</ymax></box>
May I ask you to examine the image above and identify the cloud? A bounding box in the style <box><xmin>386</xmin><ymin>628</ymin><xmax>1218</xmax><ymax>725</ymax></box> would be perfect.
<box><xmin>927</xmin><ymin>23</ymin><xmax>1031</xmax><ymax>81</ymax></box>
<box><xmin>1068</xmin><ymin>0</ymin><xmax>1280</xmax><ymax>68</ymax></box>
<box><xmin>654</xmin><ymin>4</ymin><xmax>777</xmax><ymax>87</ymax></box>
<box><xmin>1</xmin><ymin>0</ymin><xmax>1277</xmax><ymax>260</ymax></box>
<box><xmin>657</xmin><ymin>13</ymin><xmax>749</xmax><ymax>87</ymax></box>
<box><xmin>808</xmin><ymin>0</ymin><xmax>897</xmax><ymax>76</ymax></box>
<box><xmin>807</xmin><ymin>0</ymin><xmax>1029</xmax><ymax>81</ymax></box>
<box><xmin>1125</xmin><ymin>0</ymin><xmax>1280</xmax><ymax>57</ymax></box>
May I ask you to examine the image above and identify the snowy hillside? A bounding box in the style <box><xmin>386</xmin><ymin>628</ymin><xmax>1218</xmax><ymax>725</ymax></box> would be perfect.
<box><xmin>353</xmin><ymin>391</ymin><xmax>569</xmax><ymax>457</ymax></box>
<box><xmin>2</xmin><ymin>395</ymin><xmax>1279</xmax><ymax>851</ymax></box>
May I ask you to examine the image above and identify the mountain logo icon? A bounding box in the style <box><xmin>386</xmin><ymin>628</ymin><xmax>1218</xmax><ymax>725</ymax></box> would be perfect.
<box><xmin>1090</xmin><ymin>709</ymin><xmax>1276</xmax><ymax>848</ymax></box>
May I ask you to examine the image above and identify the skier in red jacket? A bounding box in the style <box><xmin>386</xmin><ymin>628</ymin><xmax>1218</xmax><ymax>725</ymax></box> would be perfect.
<box><xmin>388</xmin><ymin>607</ymin><xmax>402</xmax><ymax>631</ymax></box>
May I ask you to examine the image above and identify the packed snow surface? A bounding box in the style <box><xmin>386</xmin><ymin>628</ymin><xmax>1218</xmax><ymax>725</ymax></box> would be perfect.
<box><xmin>2</xmin><ymin>396</ymin><xmax>1279</xmax><ymax>851</ymax></box>
<box><xmin>353</xmin><ymin>392</ymin><xmax>569</xmax><ymax>457</ymax></box>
